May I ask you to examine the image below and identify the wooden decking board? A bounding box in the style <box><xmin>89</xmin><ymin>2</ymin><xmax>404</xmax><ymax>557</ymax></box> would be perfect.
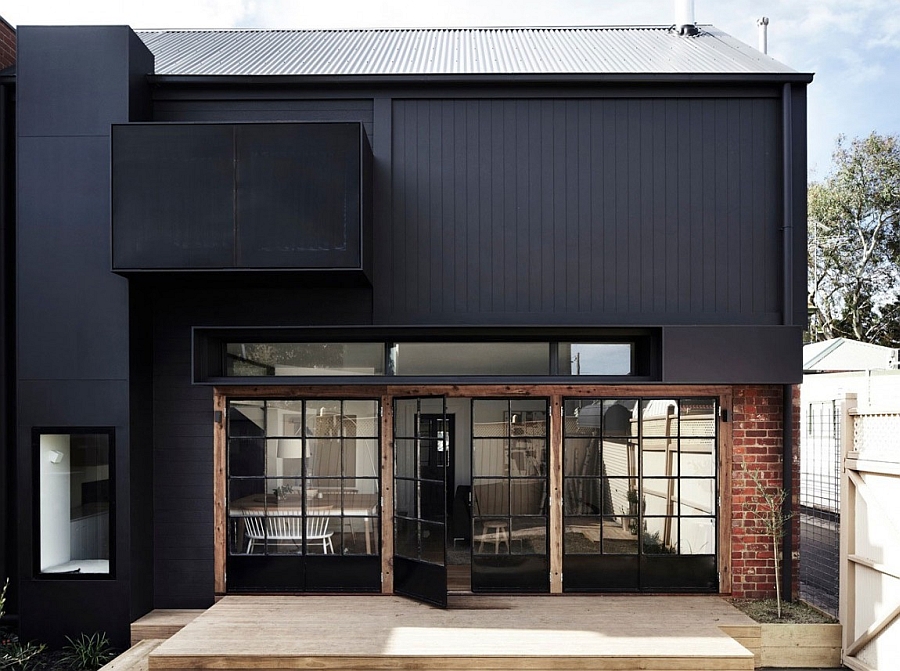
<box><xmin>131</xmin><ymin>610</ymin><xmax>205</xmax><ymax>645</ymax></box>
<box><xmin>99</xmin><ymin>639</ymin><xmax>164</xmax><ymax>671</ymax></box>
<box><xmin>149</xmin><ymin>595</ymin><xmax>755</xmax><ymax>671</ymax></box>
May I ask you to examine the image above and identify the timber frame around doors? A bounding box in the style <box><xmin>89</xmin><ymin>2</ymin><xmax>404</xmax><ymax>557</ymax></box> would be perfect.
<box><xmin>213</xmin><ymin>384</ymin><xmax>734</xmax><ymax>597</ymax></box>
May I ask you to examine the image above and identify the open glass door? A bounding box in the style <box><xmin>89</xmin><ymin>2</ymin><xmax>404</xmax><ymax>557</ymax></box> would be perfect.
<box><xmin>393</xmin><ymin>397</ymin><xmax>448</xmax><ymax>607</ymax></box>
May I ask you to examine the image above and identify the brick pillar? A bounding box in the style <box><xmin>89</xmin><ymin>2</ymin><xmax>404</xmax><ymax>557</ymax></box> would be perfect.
<box><xmin>0</xmin><ymin>17</ymin><xmax>15</xmax><ymax>69</ymax></box>
<box><xmin>731</xmin><ymin>384</ymin><xmax>800</xmax><ymax>599</ymax></box>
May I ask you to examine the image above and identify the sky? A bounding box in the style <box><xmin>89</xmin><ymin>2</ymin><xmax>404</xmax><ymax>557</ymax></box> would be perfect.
<box><xmin>2</xmin><ymin>0</ymin><xmax>898</xmax><ymax>179</ymax></box>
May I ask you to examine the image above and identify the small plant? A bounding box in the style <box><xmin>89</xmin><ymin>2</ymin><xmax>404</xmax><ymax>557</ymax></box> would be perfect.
<box><xmin>0</xmin><ymin>640</ymin><xmax>46</xmax><ymax>671</ymax></box>
<box><xmin>60</xmin><ymin>633</ymin><xmax>115</xmax><ymax>671</ymax></box>
<box><xmin>741</xmin><ymin>462</ymin><xmax>793</xmax><ymax>618</ymax></box>
<box><xmin>0</xmin><ymin>579</ymin><xmax>46</xmax><ymax>671</ymax></box>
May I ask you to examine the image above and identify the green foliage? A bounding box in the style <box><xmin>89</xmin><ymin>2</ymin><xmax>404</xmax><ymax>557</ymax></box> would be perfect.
<box><xmin>1</xmin><ymin>580</ymin><xmax>47</xmax><ymax>671</ymax></box>
<box><xmin>60</xmin><ymin>633</ymin><xmax>115</xmax><ymax>671</ymax></box>
<box><xmin>0</xmin><ymin>641</ymin><xmax>46</xmax><ymax>671</ymax></box>
<box><xmin>808</xmin><ymin>132</ymin><xmax>900</xmax><ymax>345</ymax></box>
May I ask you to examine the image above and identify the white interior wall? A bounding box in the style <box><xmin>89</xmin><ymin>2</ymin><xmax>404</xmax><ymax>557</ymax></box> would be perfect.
<box><xmin>40</xmin><ymin>434</ymin><xmax>71</xmax><ymax>570</ymax></box>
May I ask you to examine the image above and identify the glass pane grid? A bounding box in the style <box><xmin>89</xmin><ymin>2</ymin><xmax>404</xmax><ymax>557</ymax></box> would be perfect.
<box><xmin>563</xmin><ymin>396</ymin><xmax>717</xmax><ymax>559</ymax></box>
<box><xmin>227</xmin><ymin>398</ymin><xmax>380</xmax><ymax>558</ymax></box>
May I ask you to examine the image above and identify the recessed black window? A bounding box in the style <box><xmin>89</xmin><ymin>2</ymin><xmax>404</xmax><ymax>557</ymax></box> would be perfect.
<box><xmin>36</xmin><ymin>428</ymin><xmax>114</xmax><ymax>576</ymax></box>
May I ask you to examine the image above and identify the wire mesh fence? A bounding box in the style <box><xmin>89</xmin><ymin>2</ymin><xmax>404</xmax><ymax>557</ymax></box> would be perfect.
<box><xmin>799</xmin><ymin>400</ymin><xmax>841</xmax><ymax>616</ymax></box>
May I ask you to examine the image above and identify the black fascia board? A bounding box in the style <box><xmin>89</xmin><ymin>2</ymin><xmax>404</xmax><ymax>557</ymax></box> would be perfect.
<box><xmin>147</xmin><ymin>71</ymin><xmax>814</xmax><ymax>88</ymax></box>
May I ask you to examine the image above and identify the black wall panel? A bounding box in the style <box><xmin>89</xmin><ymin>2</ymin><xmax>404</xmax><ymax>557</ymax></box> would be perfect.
<box><xmin>17</xmin><ymin>27</ymin><xmax>139</xmax><ymax>137</ymax></box>
<box><xmin>113</xmin><ymin>125</ymin><xmax>235</xmax><ymax>268</ymax></box>
<box><xmin>379</xmin><ymin>97</ymin><xmax>783</xmax><ymax>326</ymax></box>
<box><xmin>112</xmin><ymin>123</ymin><xmax>365</xmax><ymax>271</ymax></box>
<box><xmin>17</xmin><ymin>137</ymin><xmax>129</xmax><ymax>380</ymax></box>
<box><xmin>153</xmin><ymin>97</ymin><xmax>375</xmax><ymax>145</ymax></box>
<box><xmin>236</xmin><ymin>124</ymin><xmax>360</xmax><ymax>268</ymax></box>
<box><xmin>662</xmin><ymin>325</ymin><xmax>802</xmax><ymax>383</ymax></box>
<box><xmin>16</xmin><ymin>26</ymin><xmax>154</xmax><ymax>650</ymax></box>
<box><xmin>148</xmin><ymin>283</ymin><xmax>372</xmax><ymax>607</ymax></box>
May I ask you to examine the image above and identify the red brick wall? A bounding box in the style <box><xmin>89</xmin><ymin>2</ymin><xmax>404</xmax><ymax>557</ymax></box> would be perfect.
<box><xmin>0</xmin><ymin>18</ymin><xmax>15</xmax><ymax>70</ymax></box>
<box><xmin>730</xmin><ymin>384</ymin><xmax>801</xmax><ymax>599</ymax></box>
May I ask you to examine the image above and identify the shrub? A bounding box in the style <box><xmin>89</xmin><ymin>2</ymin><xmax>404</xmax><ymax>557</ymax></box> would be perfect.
<box><xmin>60</xmin><ymin>633</ymin><xmax>115</xmax><ymax>671</ymax></box>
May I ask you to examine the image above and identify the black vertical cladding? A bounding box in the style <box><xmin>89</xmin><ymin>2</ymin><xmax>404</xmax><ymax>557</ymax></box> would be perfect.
<box><xmin>790</xmin><ymin>85</ymin><xmax>809</xmax><ymax>329</ymax></box>
<box><xmin>149</xmin><ymin>282</ymin><xmax>372</xmax><ymax>608</ymax></box>
<box><xmin>382</xmin><ymin>96</ymin><xmax>783</xmax><ymax>327</ymax></box>
<box><xmin>15</xmin><ymin>26</ymin><xmax>153</xmax><ymax>649</ymax></box>
<box><xmin>0</xmin><ymin>79</ymin><xmax>15</xmax><ymax>613</ymax></box>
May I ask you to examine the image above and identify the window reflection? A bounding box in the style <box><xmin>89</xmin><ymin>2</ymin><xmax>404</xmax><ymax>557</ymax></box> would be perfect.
<box><xmin>562</xmin><ymin>398</ymin><xmax>717</xmax><ymax>558</ymax></box>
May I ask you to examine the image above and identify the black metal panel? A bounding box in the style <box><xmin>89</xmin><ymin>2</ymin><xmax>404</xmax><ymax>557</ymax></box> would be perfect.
<box><xmin>153</xmin><ymin>97</ymin><xmax>375</xmax><ymax>145</ymax></box>
<box><xmin>235</xmin><ymin>124</ymin><xmax>360</xmax><ymax>268</ymax></box>
<box><xmin>640</xmin><ymin>555</ymin><xmax>717</xmax><ymax>591</ymax></box>
<box><xmin>17</xmin><ymin>26</ymin><xmax>147</xmax><ymax>138</ymax></box>
<box><xmin>382</xmin><ymin>97</ymin><xmax>783</xmax><ymax>327</ymax></box>
<box><xmin>562</xmin><ymin>555</ymin><xmax>640</xmax><ymax>592</ymax></box>
<box><xmin>471</xmin><ymin>556</ymin><xmax>549</xmax><ymax>592</ymax></box>
<box><xmin>112</xmin><ymin>124</ymin><xmax>235</xmax><ymax>269</ymax></box>
<box><xmin>394</xmin><ymin>558</ymin><xmax>447</xmax><ymax>607</ymax></box>
<box><xmin>305</xmin><ymin>556</ymin><xmax>381</xmax><ymax>592</ymax></box>
<box><xmin>113</xmin><ymin>122</ymin><xmax>367</xmax><ymax>272</ymax></box>
<box><xmin>18</xmin><ymin>136</ymin><xmax>129</xmax><ymax>380</ymax></box>
<box><xmin>662</xmin><ymin>325</ymin><xmax>802</xmax><ymax>384</ymax></box>
<box><xmin>227</xmin><ymin>555</ymin><xmax>306</xmax><ymax>592</ymax></box>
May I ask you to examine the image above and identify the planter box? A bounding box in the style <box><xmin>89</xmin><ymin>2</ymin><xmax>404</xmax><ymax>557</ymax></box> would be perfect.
<box><xmin>721</xmin><ymin>622</ymin><xmax>841</xmax><ymax>668</ymax></box>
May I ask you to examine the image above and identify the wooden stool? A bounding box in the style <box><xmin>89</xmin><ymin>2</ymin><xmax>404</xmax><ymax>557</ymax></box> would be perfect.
<box><xmin>479</xmin><ymin>520</ymin><xmax>510</xmax><ymax>553</ymax></box>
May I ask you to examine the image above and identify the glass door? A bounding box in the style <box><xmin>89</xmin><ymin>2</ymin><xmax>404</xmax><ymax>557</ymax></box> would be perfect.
<box><xmin>225</xmin><ymin>398</ymin><xmax>381</xmax><ymax>593</ymax></box>
<box><xmin>471</xmin><ymin>398</ymin><xmax>550</xmax><ymax>592</ymax></box>
<box><xmin>393</xmin><ymin>397</ymin><xmax>449</xmax><ymax>607</ymax></box>
<box><xmin>562</xmin><ymin>397</ymin><xmax>718</xmax><ymax>592</ymax></box>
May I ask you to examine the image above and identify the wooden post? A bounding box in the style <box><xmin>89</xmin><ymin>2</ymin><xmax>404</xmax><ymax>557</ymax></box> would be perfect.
<box><xmin>719</xmin><ymin>389</ymin><xmax>734</xmax><ymax>594</ymax></box>
<box><xmin>549</xmin><ymin>394</ymin><xmax>563</xmax><ymax>593</ymax></box>
<box><xmin>839</xmin><ymin>392</ymin><xmax>857</xmax><ymax>659</ymax></box>
<box><xmin>213</xmin><ymin>390</ymin><xmax>227</xmax><ymax>596</ymax></box>
<box><xmin>380</xmin><ymin>394</ymin><xmax>394</xmax><ymax>594</ymax></box>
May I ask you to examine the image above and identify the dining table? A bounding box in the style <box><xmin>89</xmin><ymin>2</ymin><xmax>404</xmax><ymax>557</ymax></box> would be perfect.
<box><xmin>230</xmin><ymin>492</ymin><xmax>378</xmax><ymax>554</ymax></box>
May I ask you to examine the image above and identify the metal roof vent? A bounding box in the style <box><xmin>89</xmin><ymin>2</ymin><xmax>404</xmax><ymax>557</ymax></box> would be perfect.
<box><xmin>675</xmin><ymin>0</ymin><xmax>699</xmax><ymax>36</ymax></box>
<box><xmin>757</xmin><ymin>16</ymin><xmax>769</xmax><ymax>53</ymax></box>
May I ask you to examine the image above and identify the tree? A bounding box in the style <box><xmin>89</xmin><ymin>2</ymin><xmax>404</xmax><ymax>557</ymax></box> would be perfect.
<box><xmin>741</xmin><ymin>465</ymin><xmax>792</xmax><ymax>618</ymax></box>
<box><xmin>807</xmin><ymin>133</ymin><xmax>900</xmax><ymax>346</ymax></box>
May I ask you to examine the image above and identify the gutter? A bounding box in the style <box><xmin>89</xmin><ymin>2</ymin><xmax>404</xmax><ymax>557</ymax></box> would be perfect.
<box><xmin>145</xmin><ymin>71</ymin><xmax>815</xmax><ymax>88</ymax></box>
<box><xmin>781</xmin><ymin>82</ymin><xmax>794</xmax><ymax>600</ymax></box>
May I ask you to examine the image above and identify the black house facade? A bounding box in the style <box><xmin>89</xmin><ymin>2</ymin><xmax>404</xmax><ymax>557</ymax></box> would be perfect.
<box><xmin>1</xmin><ymin>24</ymin><xmax>812</xmax><ymax>647</ymax></box>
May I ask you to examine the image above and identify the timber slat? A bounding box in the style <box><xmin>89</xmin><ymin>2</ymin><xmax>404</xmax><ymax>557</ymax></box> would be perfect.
<box><xmin>131</xmin><ymin>610</ymin><xmax>206</xmax><ymax>646</ymax></box>
<box><xmin>100</xmin><ymin>639</ymin><xmax>165</xmax><ymax>671</ymax></box>
<box><xmin>148</xmin><ymin>595</ymin><xmax>755</xmax><ymax>671</ymax></box>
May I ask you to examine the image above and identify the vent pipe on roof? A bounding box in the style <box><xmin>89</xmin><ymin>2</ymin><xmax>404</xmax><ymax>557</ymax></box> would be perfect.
<box><xmin>675</xmin><ymin>0</ymin><xmax>699</xmax><ymax>36</ymax></box>
<box><xmin>758</xmin><ymin>16</ymin><xmax>769</xmax><ymax>54</ymax></box>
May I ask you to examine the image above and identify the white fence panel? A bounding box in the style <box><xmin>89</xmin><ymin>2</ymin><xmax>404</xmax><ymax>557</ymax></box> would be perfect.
<box><xmin>841</xmin><ymin>407</ymin><xmax>900</xmax><ymax>671</ymax></box>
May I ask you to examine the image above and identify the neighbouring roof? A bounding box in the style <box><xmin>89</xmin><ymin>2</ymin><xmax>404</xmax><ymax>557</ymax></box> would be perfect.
<box><xmin>136</xmin><ymin>26</ymin><xmax>803</xmax><ymax>78</ymax></box>
<box><xmin>804</xmin><ymin>338</ymin><xmax>899</xmax><ymax>373</ymax></box>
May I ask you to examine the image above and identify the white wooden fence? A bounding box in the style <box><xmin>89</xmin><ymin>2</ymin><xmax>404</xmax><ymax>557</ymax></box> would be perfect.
<box><xmin>840</xmin><ymin>395</ymin><xmax>900</xmax><ymax>671</ymax></box>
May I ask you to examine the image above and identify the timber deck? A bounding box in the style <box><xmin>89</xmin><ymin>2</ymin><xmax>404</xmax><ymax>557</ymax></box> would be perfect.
<box><xmin>147</xmin><ymin>595</ymin><xmax>757</xmax><ymax>670</ymax></box>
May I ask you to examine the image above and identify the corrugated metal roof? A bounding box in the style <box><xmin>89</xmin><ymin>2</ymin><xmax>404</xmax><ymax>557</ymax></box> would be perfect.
<box><xmin>804</xmin><ymin>338</ymin><xmax>900</xmax><ymax>372</ymax></box>
<box><xmin>136</xmin><ymin>26</ymin><xmax>800</xmax><ymax>77</ymax></box>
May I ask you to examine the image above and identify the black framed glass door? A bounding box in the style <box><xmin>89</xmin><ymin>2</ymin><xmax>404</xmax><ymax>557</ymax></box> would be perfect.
<box><xmin>393</xmin><ymin>397</ymin><xmax>448</xmax><ymax>607</ymax></box>
<box><xmin>471</xmin><ymin>398</ymin><xmax>550</xmax><ymax>592</ymax></box>
<box><xmin>562</xmin><ymin>397</ymin><xmax>718</xmax><ymax>592</ymax></box>
<box><xmin>225</xmin><ymin>398</ymin><xmax>381</xmax><ymax>592</ymax></box>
